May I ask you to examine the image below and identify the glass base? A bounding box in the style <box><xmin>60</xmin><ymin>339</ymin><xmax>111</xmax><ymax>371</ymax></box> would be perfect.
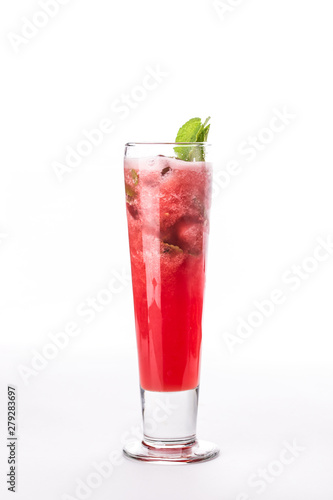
<box><xmin>123</xmin><ymin>386</ymin><xmax>219</xmax><ymax>464</ymax></box>
<box><xmin>123</xmin><ymin>439</ymin><xmax>219</xmax><ymax>464</ymax></box>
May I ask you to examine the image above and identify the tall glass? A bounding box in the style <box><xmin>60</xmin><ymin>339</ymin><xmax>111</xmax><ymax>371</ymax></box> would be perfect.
<box><xmin>123</xmin><ymin>143</ymin><xmax>219</xmax><ymax>463</ymax></box>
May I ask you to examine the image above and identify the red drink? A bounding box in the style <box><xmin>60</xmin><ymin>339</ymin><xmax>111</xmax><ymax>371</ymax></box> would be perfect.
<box><xmin>124</xmin><ymin>154</ymin><xmax>212</xmax><ymax>392</ymax></box>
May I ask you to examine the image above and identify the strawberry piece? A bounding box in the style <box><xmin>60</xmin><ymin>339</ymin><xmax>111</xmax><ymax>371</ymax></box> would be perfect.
<box><xmin>176</xmin><ymin>220</ymin><xmax>203</xmax><ymax>255</ymax></box>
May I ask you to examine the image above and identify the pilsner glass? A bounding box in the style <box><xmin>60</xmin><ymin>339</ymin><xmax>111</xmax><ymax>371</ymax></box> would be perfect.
<box><xmin>123</xmin><ymin>143</ymin><xmax>219</xmax><ymax>463</ymax></box>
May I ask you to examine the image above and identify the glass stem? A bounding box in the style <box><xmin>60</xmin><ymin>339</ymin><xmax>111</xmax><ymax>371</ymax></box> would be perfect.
<box><xmin>141</xmin><ymin>386</ymin><xmax>199</xmax><ymax>448</ymax></box>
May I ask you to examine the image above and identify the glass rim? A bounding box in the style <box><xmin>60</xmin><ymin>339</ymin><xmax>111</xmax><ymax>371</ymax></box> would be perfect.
<box><xmin>125</xmin><ymin>142</ymin><xmax>212</xmax><ymax>147</ymax></box>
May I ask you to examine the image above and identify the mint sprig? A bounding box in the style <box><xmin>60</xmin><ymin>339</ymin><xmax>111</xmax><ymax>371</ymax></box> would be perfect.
<box><xmin>174</xmin><ymin>116</ymin><xmax>211</xmax><ymax>161</ymax></box>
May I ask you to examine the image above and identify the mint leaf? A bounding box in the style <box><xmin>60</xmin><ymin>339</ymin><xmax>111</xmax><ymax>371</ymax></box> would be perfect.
<box><xmin>130</xmin><ymin>169</ymin><xmax>139</xmax><ymax>185</ymax></box>
<box><xmin>197</xmin><ymin>117</ymin><xmax>211</xmax><ymax>143</ymax></box>
<box><xmin>174</xmin><ymin>117</ymin><xmax>211</xmax><ymax>161</ymax></box>
<box><xmin>175</xmin><ymin>117</ymin><xmax>202</xmax><ymax>143</ymax></box>
<box><xmin>125</xmin><ymin>183</ymin><xmax>135</xmax><ymax>198</ymax></box>
<box><xmin>196</xmin><ymin>116</ymin><xmax>211</xmax><ymax>142</ymax></box>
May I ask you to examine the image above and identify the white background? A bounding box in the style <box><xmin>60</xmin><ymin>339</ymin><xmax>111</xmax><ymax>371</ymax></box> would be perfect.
<box><xmin>1</xmin><ymin>0</ymin><xmax>333</xmax><ymax>499</ymax></box>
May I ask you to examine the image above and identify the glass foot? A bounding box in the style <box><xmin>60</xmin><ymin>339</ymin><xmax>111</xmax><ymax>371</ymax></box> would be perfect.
<box><xmin>123</xmin><ymin>439</ymin><xmax>219</xmax><ymax>464</ymax></box>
